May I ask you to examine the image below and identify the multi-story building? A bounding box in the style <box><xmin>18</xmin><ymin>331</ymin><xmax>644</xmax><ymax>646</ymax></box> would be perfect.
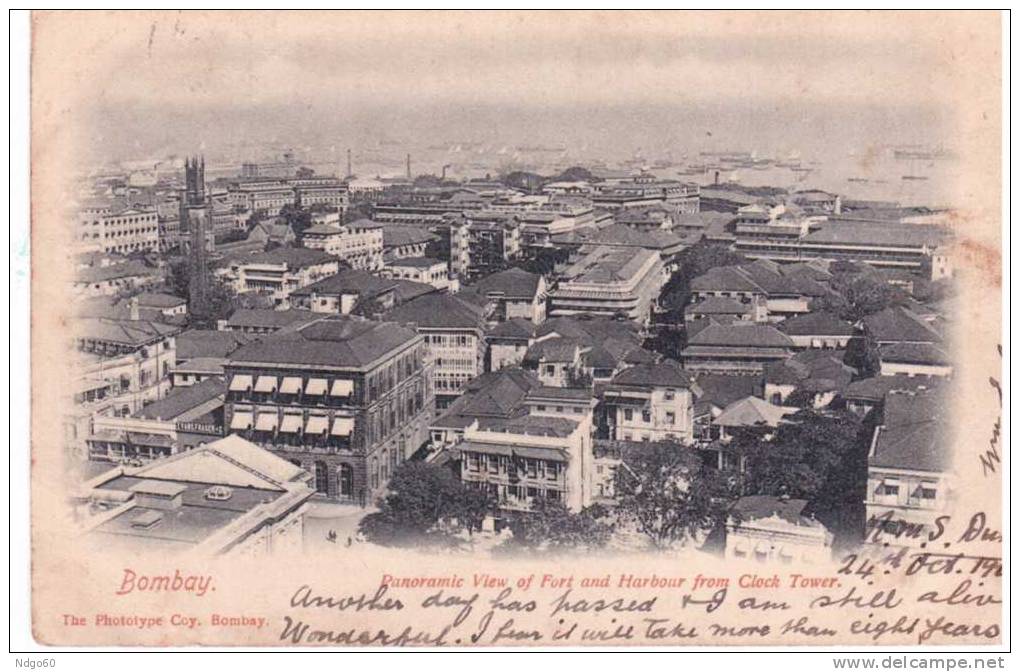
<box><xmin>220</xmin><ymin>308</ymin><xmax>322</xmax><ymax>335</ymax></box>
<box><xmin>428</xmin><ymin>368</ymin><xmax>542</xmax><ymax>450</ymax></box>
<box><xmin>777</xmin><ymin>311</ymin><xmax>856</xmax><ymax>349</ymax></box>
<box><xmin>738</xmin><ymin>217</ymin><xmax>950</xmax><ymax>270</ymax></box>
<box><xmin>223</xmin><ymin>316</ymin><xmax>434</xmax><ymax>503</ymax></box>
<box><xmin>241</xmin><ymin>153</ymin><xmax>299</xmax><ymax>179</ymax></box>
<box><xmin>688</xmin><ymin>260</ymin><xmax>829</xmax><ymax>322</ymax></box>
<box><xmin>228</xmin><ymin>180</ymin><xmax>297</xmax><ymax>217</ymax></box>
<box><xmin>454</xmin><ymin>414</ymin><xmax>594</xmax><ymax>514</ymax></box>
<box><xmin>382</xmin><ymin>226</ymin><xmax>438</xmax><ymax>260</ymax></box>
<box><xmin>291</xmin><ymin>177</ymin><xmax>349</xmax><ymax>213</ymax></box>
<box><xmin>601</xmin><ymin>361</ymin><xmax>696</xmax><ymax>444</ymax></box>
<box><xmin>548</xmin><ymin>246</ymin><xmax>665</xmax><ymax>324</ymax></box>
<box><xmin>85</xmin><ymin>376</ymin><xmax>226</xmax><ymax>463</ymax></box>
<box><xmin>486</xmin><ymin>318</ymin><xmax>538</xmax><ymax>371</ymax></box>
<box><xmin>300</xmin><ymin>220</ymin><xmax>384</xmax><ymax>271</ymax></box>
<box><xmin>725</xmin><ymin>496</ymin><xmax>834</xmax><ymax>564</ymax></box>
<box><xmin>553</xmin><ymin>224</ymin><xmax>689</xmax><ymax>274</ymax></box>
<box><xmin>72</xmin><ymin>259</ymin><xmax>165</xmax><ymax>298</ymax></box>
<box><xmin>77</xmin><ymin>435</ymin><xmax>315</xmax><ymax>557</ymax></box>
<box><xmin>219</xmin><ymin>248</ymin><xmax>340</xmax><ymax>307</ymax></box>
<box><xmin>379</xmin><ymin>257</ymin><xmax>452</xmax><ymax>291</ymax></box>
<box><xmin>385</xmin><ymin>293</ymin><xmax>487</xmax><ymax>409</ymax></box>
<box><xmin>74</xmin><ymin>317</ymin><xmax>181</xmax><ymax>418</ymax></box>
<box><xmin>516</xmin><ymin>203</ymin><xmax>596</xmax><ymax>247</ymax></box>
<box><xmin>865</xmin><ymin>389</ymin><xmax>952</xmax><ymax>546</ymax></box>
<box><xmin>614</xmin><ymin>206</ymin><xmax>675</xmax><ymax>232</ymax></box>
<box><xmin>77</xmin><ymin>201</ymin><xmax>160</xmax><ymax>254</ymax></box>
<box><xmin>289</xmin><ymin>270</ymin><xmax>398</xmax><ymax>315</ymax></box>
<box><xmin>470</xmin><ymin>267</ymin><xmax>547</xmax><ymax>324</ymax></box>
<box><xmin>449</xmin><ymin>213</ymin><xmax>522</xmax><ymax>278</ymax></box>
<box><xmin>682</xmin><ymin>322</ymin><xmax>795</xmax><ymax>374</ymax></box>
<box><xmin>592</xmin><ymin>179</ymin><xmax>699</xmax><ymax>211</ymax></box>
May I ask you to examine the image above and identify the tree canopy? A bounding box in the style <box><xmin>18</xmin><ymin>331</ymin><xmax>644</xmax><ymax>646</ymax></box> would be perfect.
<box><xmin>497</xmin><ymin>499</ymin><xmax>613</xmax><ymax>556</ymax></box>
<box><xmin>735</xmin><ymin>409</ymin><xmax>868</xmax><ymax>515</ymax></box>
<box><xmin>167</xmin><ymin>258</ymin><xmax>238</xmax><ymax>329</ymax></box>
<box><xmin>658</xmin><ymin>241</ymin><xmax>748</xmax><ymax>312</ymax></box>
<box><xmin>277</xmin><ymin>203</ymin><xmax>313</xmax><ymax>239</ymax></box>
<box><xmin>613</xmin><ymin>442</ymin><xmax>736</xmax><ymax>550</ymax></box>
<box><xmin>811</xmin><ymin>272</ymin><xmax>908</xmax><ymax>323</ymax></box>
<box><xmin>358</xmin><ymin>461</ymin><xmax>490</xmax><ymax>548</ymax></box>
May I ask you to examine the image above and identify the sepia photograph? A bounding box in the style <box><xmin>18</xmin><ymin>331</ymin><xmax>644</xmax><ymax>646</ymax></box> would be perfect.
<box><xmin>14</xmin><ymin>8</ymin><xmax>1008</xmax><ymax>659</ymax></box>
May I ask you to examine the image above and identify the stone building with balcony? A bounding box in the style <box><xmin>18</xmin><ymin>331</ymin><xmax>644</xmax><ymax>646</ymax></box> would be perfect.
<box><xmin>218</xmin><ymin>247</ymin><xmax>341</xmax><ymax>307</ymax></box>
<box><xmin>601</xmin><ymin>361</ymin><xmax>697</xmax><ymax>444</ymax></box>
<box><xmin>454</xmin><ymin>413</ymin><xmax>594</xmax><ymax>514</ymax></box>
<box><xmin>300</xmin><ymin>219</ymin><xmax>384</xmax><ymax>271</ymax></box>
<box><xmin>384</xmin><ymin>293</ymin><xmax>487</xmax><ymax>409</ymax></box>
<box><xmin>85</xmin><ymin>376</ymin><xmax>226</xmax><ymax>464</ymax></box>
<box><xmin>222</xmin><ymin>316</ymin><xmax>434</xmax><ymax>504</ymax></box>
<box><xmin>865</xmin><ymin>389</ymin><xmax>952</xmax><ymax>546</ymax></box>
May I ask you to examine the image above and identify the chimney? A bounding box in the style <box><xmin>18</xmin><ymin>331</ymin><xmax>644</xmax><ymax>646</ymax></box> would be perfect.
<box><xmin>406</xmin><ymin>153</ymin><xmax>411</xmax><ymax>180</ymax></box>
<box><xmin>346</xmin><ymin>149</ymin><xmax>352</xmax><ymax>179</ymax></box>
<box><xmin>129</xmin><ymin>296</ymin><xmax>140</xmax><ymax>321</ymax></box>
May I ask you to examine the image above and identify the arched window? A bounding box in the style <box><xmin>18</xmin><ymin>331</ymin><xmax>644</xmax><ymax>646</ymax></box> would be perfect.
<box><xmin>314</xmin><ymin>461</ymin><xmax>329</xmax><ymax>495</ymax></box>
<box><xmin>337</xmin><ymin>464</ymin><xmax>354</xmax><ymax>499</ymax></box>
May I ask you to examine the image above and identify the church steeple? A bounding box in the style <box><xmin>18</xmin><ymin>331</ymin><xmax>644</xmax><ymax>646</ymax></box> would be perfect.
<box><xmin>184</xmin><ymin>155</ymin><xmax>206</xmax><ymax>206</ymax></box>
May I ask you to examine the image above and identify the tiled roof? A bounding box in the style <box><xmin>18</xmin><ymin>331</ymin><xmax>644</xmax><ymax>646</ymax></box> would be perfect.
<box><xmin>228</xmin><ymin>316</ymin><xmax>419</xmax><ymax>369</ymax></box>
<box><xmin>804</xmin><ymin>221</ymin><xmax>948</xmax><ymax>248</ymax></box>
<box><xmin>173</xmin><ymin>357</ymin><xmax>225</xmax><ymax>375</ymax></box>
<box><xmin>176</xmin><ymin>329</ymin><xmax>255</xmax><ymax>360</ymax></box>
<box><xmin>692</xmin><ymin>373</ymin><xmax>763</xmax><ymax>412</ymax></box>
<box><xmin>387</xmin><ymin>256</ymin><xmax>445</xmax><ymax>269</ymax></box>
<box><xmin>731</xmin><ymin>495</ymin><xmax>815</xmax><ymax>526</ymax></box>
<box><xmin>687</xmin><ymin>322</ymin><xmax>794</xmax><ymax>348</ymax></box>
<box><xmin>713</xmin><ymin>396</ymin><xmax>797</xmax><ymax>428</ymax></box>
<box><xmin>764</xmin><ymin>350</ymin><xmax>855</xmax><ymax>391</ymax></box>
<box><xmin>878</xmin><ymin>342</ymin><xmax>951</xmax><ymax>366</ymax></box>
<box><xmin>132</xmin><ymin>377</ymin><xmax>225</xmax><ymax>421</ymax></box>
<box><xmin>301</xmin><ymin>224</ymin><xmax>343</xmax><ymax>236</ymax></box>
<box><xmin>291</xmin><ymin>270</ymin><xmax>397</xmax><ymax>298</ymax></box>
<box><xmin>686</xmin><ymin>296</ymin><xmax>750</xmax><ymax>316</ymax></box>
<box><xmin>385</xmin><ymin>293</ymin><xmax>486</xmax><ymax>330</ymax></box>
<box><xmin>524</xmin><ymin>338</ymin><xmax>582</xmax><ymax>364</ymax></box>
<box><xmin>131</xmin><ymin>292</ymin><xmax>187</xmax><ymax>308</ymax></box>
<box><xmin>243</xmin><ymin>247</ymin><xmax>336</xmax><ymax>269</ymax></box>
<box><xmin>75</xmin><ymin>260</ymin><xmax>161</xmax><ymax>284</ymax></box>
<box><xmin>537</xmin><ymin>316</ymin><xmax>642</xmax><ymax>344</ymax></box>
<box><xmin>432</xmin><ymin>368</ymin><xmax>542</xmax><ymax>429</ymax></box>
<box><xmin>690</xmin><ymin>266</ymin><xmax>762</xmax><ymax>293</ymax></box>
<box><xmin>778</xmin><ymin>311</ymin><xmax>855</xmax><ymax>336</ymax></box>
<box><xmin>559</xmin><ymin>246</ymin><xmax>657</xmax><ymax>284</ymax></box>
<box><xmin>476</xmin><ymin>414</ymin><xmax>579</xmax><ymax>438</ymax></box>
<box><xmin>77</xmin><ymin>317</ymin><xmax>181</xmax><ymax>347</ymax></box>
<box><xmin>487</xmin><ymin>318</ymin><xmax>538</xmax><ymax>340</ymax></box>
<box><xmin>525</xmin><ymin>386</ymin><xmax>592</xmax><ymax>403</ymax></box>
<box><xmin>391</xmin><ymin>279</ymin><xmax>440</xmax><ymax>304</ymax></box>
<box><xmin>844</xmin><ymin>376</ymin><xmax>943</xmax><ymax>402</ymax></box>
<box><xmin>471</xmin><ymin>267</ymin><xmax>542</xmax><ymax>299</ymax></box>
<box><xmin>863</xmin><ymin>307</ymin><xmax>942</xmax><ymax>344</ymax></box>
<box><xmin>609</xmin><ymin>361</ymin><xmax>694</xmax><ymax>389</ymax></box>
<box><xmin>587</xmin><ymin>224</ymin><xmax>684</xmax><ymax>250</ymax></box>
<box><xmin>225</xmin><ymin>309</ymin><xmax>320</xmax><ymax>330</ymax></box>
<box><xmin>383</xmin><ymin>226</ymin><xmax>437</xmax><ymax>248</ymax></box>
<box><xmin>870</xmin><ymin>390</ymin><xmax>950</xmax><ymax>472</ymax></box>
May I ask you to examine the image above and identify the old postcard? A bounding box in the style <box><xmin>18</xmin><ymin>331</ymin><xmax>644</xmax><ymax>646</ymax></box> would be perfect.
<box><xmin>29</xmin><ymin>10</ymin><xmax>1004</xmax><ymax>648</ymax></box>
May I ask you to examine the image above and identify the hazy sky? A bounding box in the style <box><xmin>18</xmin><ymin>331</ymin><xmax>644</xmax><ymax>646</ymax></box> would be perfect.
<box><xmin>43</xmin><ymin>11</ymin><xmax>992</xmax><ymax>164</ymax></box>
